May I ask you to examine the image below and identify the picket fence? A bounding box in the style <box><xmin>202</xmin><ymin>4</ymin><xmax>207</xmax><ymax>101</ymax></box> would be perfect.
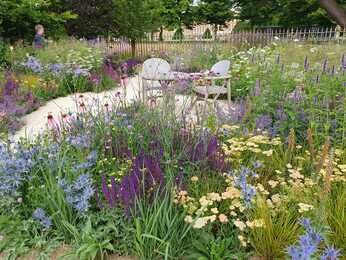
<box><xmin>93</xmin><ymin>26</ymin><xmax>346</xmax><ymax>58</ymax></box>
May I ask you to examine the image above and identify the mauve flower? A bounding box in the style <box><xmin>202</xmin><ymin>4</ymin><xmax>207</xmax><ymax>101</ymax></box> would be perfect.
<box><xmin>341</xmin><ymin>54</ymin><xmax>345</xmax><ymax>69</ymax></box>
<box><xmin>287</xmin><ymin>85</ymin><xmax>304</xmax><ymax>103</ymax></box>
<box><xmin>89</xmin><ymin>74</ymin><xmax>101</xmax><ymax>85</ymax></box>
<box><xmin>322</xmin><ymin>58</ymin><xmax>328</xmax><ymax>73</ymax></box>
<box><xmin>276</xmin><ymin>54</ymin><xmax>280</xmax><ymax>64</ymax></box>
<box><xmin>47</xmin><ymin>113</ymin><xmax>60</xmax><ymax>133</ymax></box>
<box><xmin>252</xmin><ymin>79</ymin><xmax>261</xmax><ymax>96</ymax></box>
<box><xmin>103</xmin><ymin>63</ymin><xmax>120</xmax><ymax>81</ymax></box>
<box><xmin>255</xmin><ymin>114</ymin><xmax>272</xmax><ymax>130</ymax></box>
<box><xmin>3</xmin><ymin>76</ymin><xmax>18</xmax><ymax>96</ymax></box>
<box><xmin>304</xmin><ymin>56</ymin><xmax>309</xmax><ymax>72</ymax></box>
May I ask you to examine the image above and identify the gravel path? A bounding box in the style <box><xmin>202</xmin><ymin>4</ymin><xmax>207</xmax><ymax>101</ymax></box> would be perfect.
<box><xmin>13</xmin><ymin>76</ymin><xmax>202</xmax><ymax>140</ymax></box>
<box><xmin>13</xmin><ymin>76</ymin><xmax>143</xmax><ymax>140</ymax></box>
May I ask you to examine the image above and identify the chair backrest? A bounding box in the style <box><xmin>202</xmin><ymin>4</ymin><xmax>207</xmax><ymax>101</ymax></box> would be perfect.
<box><xmin>211</xmin><ymin>60</ymin><xmax>230</xmax><ymax>76</ymax></box>
<box><xmin>142</xmin><ymin>58</ymin><xmax>171</xmax><ymax>78</ymax></box>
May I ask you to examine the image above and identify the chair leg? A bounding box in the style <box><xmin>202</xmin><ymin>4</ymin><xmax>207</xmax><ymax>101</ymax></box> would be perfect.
<box><xmin>227</xmin><ymin>79</ymin><xmax>231</xmax><ymax>107</ymax></box>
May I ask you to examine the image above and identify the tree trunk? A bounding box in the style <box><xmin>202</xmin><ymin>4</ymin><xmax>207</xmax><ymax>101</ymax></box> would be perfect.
<box><xmin>130</xmin><ymin>39</ymin><xmax>136</xmax><ymax>58</ymax></box>
<box><xmin>159</xmin><ymin>26</ymin><xmax>164</xmax><ymax>42</ymax></box>
<box><xmin>213</xmin><ymin>24</ymin><xmax>218</xmax><ymax>41</ymax></box>
<box><xmin>319</xmin><ymin>0</ymin><xmax>346</xmax><ymax>27</ymax></box>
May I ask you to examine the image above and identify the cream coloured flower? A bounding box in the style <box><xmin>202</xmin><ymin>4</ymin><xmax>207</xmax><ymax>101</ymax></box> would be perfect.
<box><xmin>298</xmin><ymin>203</ymin><xmax>314</xmax><ymax>213</ymax></box>
<box><xmin>184</xmin><ymin>215</ymin><xmax>193</xmax><ymax>223</ymax></box>
<box><xmin>268</xmin><ymin>180</ymin><xmax>279</xmax><ymax>188</ymax></box>
<box><xmin>263</xmin><ymin>149</ymin><xmax>273</xmax><ymax>156</ymax></box>
<box><xmin>234</xmin><ymin>219</ymin><xmax>246</xmax><ymax>231</ymax></box>
<box><xmin>211</xmin><ymin>207</ymin><xmax>219</xmax><ymax>214</ymax></box>
<box><xmin>207</xmin><ymin>192</ymin><xmax>222</xmax><ymax>202</ymax></box>
<box><xmin>193</xmin><ymin>217</ymin><xmax>209</xmax><ymax>229</ymax></box>
<box><xmin>238</xmin><ymin>235</ymin><xmax>247</xmax><ymax>247</ymax></box>
<box><xmin>191</xmin><ymin>176</ymin><xmax>199</xmax><ymax>182</ymax></box>
<box><xmin>219</xmin><ymin>214</ymin><xmax>228</xmax><ymax>223</ymax></box>
<box><xmin>271</xmin><ymin>194</ymin><xmax>281</xmax><ymax>204</ymax></box>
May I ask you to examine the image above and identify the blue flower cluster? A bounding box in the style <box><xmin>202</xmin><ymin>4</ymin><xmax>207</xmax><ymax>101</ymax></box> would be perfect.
<box><xmin>0</xmin><ymin>142</ymin><xmax>36</xmax><ymax>196</ymax></box>
<box><xmin>73</xmin><ymin>150</ymin><xmax>98</xmax><ymax>172</ymax></box>
<box><xmin>50</xmin><ymin>63</ymin><xmax>64</xmax><ymax>75</ymax></box>
<box><xmin>232</xmin><ymin>166</ymin><xmax>257</xmax><ymax>206</ymax></box>
<box><xmin>59</xmin><ymin>174</ymin><xmax>94</xmax><ymax>214</ymax></box>
<box><xmin>33</xmin><ymin>208</ymin><xmax>52</xmax><ymax>230</ymax></box>
<box><xmin>66</xmin><ymin>134</ymin><xmax>91</xmax><ymax>149</ymax></box>
<box><xmin>22</xmin><ymin>56</ymin><xmax>42</xmax><ymax>73</ymax></box>
<box><xmin>73</xmin><ymin>67</ymin><xmax>90</xmax><ymax>77</ymax></box>
<box><xmin>288</xmin><ymin>218</ymin><xmax>340</xmax><ymax>260</ymax></box>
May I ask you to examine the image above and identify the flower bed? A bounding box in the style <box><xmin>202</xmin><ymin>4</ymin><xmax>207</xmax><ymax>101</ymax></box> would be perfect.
<box><xmin>0</xmin><ymin>41</ymin><xmax>345</xmax><ymax>259</ymax></box>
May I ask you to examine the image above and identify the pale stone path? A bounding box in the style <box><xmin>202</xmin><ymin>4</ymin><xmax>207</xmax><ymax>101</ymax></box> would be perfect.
<box><xmin>13</xmin><ymin>75</ymin><xmax>239</xmax><ymax>141</ymax></box>
<box><xmin>13</xmin><ymin>76</ymin><xmax>204</xmax><ymax>140</ymax></box>
<box><xmin>14</xmin><ymin>76</ymin><xmax>142</xmax><ymax>140</ymax></box>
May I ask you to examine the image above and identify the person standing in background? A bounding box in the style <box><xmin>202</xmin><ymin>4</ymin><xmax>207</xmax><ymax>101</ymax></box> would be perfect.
<box><xmin>33</xmin><ymin>24</ymin><xmax>46</xmax><ymax>48</ymax></box>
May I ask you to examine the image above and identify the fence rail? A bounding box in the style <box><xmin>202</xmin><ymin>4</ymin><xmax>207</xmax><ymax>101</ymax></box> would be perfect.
<box><xmin>94</xmin><ymin>26</ymin><xmax>346</xmax><ymax>58</ymax></box>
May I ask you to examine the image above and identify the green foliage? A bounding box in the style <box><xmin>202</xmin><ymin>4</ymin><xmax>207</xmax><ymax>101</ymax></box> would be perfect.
<box><xmin>0</xmin><ymin>0</ymin><xmax>76</xmax><ymax>42</ymax></box>
<box><xmin>202</xmin><ymin>28</ymin><xmax>213</xmax><ymax>39</ymax></box>
<box><xmin>195</xmin><ymin>0</ymin><xmax>234</xmax><ymax>37</ymax></box>
<box><xmin>325</xmin><ymin>183</ymin><xmax>346</xmax><ymax>255</ymax></box>
<box><xmin>63</xmin><ymin>217</ymin><xmax>116</xmax><ymax>260</ymax></box>
<box><xmin>172</xmin><ymin>27</ymin><xmax>184</xmax><ymax>40</ymax></box>
<box><xmin>133</xmin><ymin>190</ymin><xmax>192</xmax><ymax>259</ymax></box>
<box><xmin>0</xmin><ymin>41</ymin><xmax>10</xmax><ymax>67</ymax></box>
<box><xmin>66</xmin><ymin>0</ymin><xmax>115</xmax><ymax>38</ymax></box>
<box><xmin>0</xmin><ymin>215</ymin><xmax>61</xmax><ymax>259</ymax></box>
<box><xmin>113</xmin><ymin>0</ymin><xmax>162</xmax><ymax>41</ymax></box>
<box><xmin>159</xmin><ymin>0</ymin><xmax>195</xmax><ymax>31</ymax></box>
<box><xmin>187</xmin><ymin>230</ymin><xmax>246</xmax><ymax>260</ymax></box>
<box><xmin>235</xmin><ymin>0</ymin><xmax>346</xmax><ymax>27</ymax></box>
<box><xmin>249</xmin><ymin>199</ymin><xmax>302</xmax><ymax>259</ymax></box>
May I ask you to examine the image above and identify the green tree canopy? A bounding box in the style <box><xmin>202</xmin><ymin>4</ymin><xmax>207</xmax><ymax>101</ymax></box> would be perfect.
<box><xmin>234</xmin><ymin>0</ymin><xmax>346</xmax><ymax>27</ymax></box>
<box><xmin>195</xmin><ymin>0</ymin><xmax>234</xmax><ymax>38</ymax></box>
<box><xmin>0</xmin><ymin>0</ymin><xmax>76</xmax><ymax>42</ymax></box>
<box><xmin>66</xmin><ymin>0</ymin><xmax>115</xmax><ymax>39</ymax></box>
<box><xmin>160</xmin><ymin>0</ymin><xmax>195</xmax><ymax>30</ymax></box>
<box><xmin>113</xmin><ymin>0</ymin><xmax>162</xmax><ymax>56</ymax></box>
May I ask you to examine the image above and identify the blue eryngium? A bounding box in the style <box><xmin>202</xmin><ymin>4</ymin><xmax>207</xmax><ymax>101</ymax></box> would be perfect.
<box><xmin>287</xmin><ymin>218</ymin><xmax>341</xmax><ymax>260</ymax></box>
<box><xmin>0</xmin><ymin>142</ymin><xmax>36</xmax><ymax>196</ymax></box>
<box><xmin>59</xmin><ymin>174</ymin><xmax>95</xmax><ymax>214</ymax></box>
<box><xmin>33</xmin><ymin>208</ymin><xmax>52</xmax><ymax>230</ymax></box>
<box><xmin>321</xmin><ymin>246</ymin><xmax>341</xmax><ymax>260</ymax></box>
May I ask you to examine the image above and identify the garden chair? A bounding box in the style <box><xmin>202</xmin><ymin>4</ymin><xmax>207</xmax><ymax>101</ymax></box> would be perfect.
<box><xmin>192</xmin><ymin>60</ymin><xmax>231</xmax><ymax>107</ymax></box>
<box><xmin>140</xmin><ymin>58</ymin><xmax>171</xmax><ymax>102</ymax></box>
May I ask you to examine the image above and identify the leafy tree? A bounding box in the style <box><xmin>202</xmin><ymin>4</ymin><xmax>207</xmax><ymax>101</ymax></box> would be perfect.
<box><xmin>195</xmin><ymin>0</ymin><xmax>234</xmax><ymax>39</ymax></box>
<box><xmin>0</xmin><ymin>0</ymin><xmax>76</xmax><ymax>42</ymax></box>
<box><xmin>113</xmin><ymin>0</ymin><xmax>162</xmax><ymax>56</ymax></box>
<box><xmin>66</xmin><ymin>0</ymin><xmax>116</xmax><ymax>39</ymax></box>
<box><xmin>159</xmin><ymin>0</ymin><xmax>195</xmax><ymax>40</ymax></box>
<box><xmin>234</xmin><ymin>0</ymin><xmax>346</xmax><ymax>27</ymax></box>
